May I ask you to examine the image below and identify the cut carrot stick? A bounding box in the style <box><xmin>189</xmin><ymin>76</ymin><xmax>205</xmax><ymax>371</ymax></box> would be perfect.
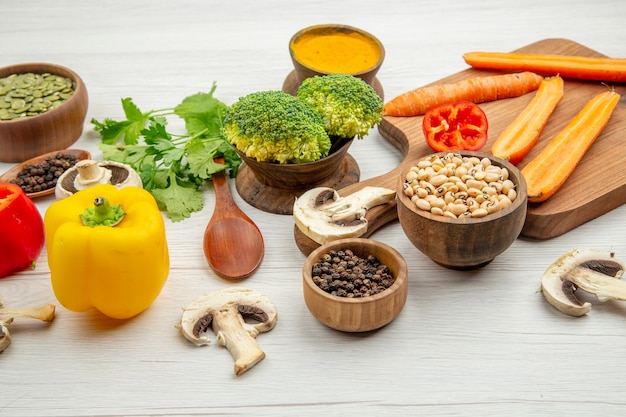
<box><xmin>491</xmin><ymin>75</ymin><xmax>564</xmax><ymax>165</ymax></box>
<box><xmin>383</xmin><ymin>71</ymin><xmax>544</xmax><ymax>117</ymax></box>
<box><xmin>521</xmin><ymin>90</ymin><xmax>620</xmax><ymax>203</ymax></box>
<box><xmin>464</xmin><ymin>51</ymin><xmax>626</xmax><ymax>82</ymax></box>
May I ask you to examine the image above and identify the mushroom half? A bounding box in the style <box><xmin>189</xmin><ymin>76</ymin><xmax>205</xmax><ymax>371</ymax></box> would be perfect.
<box><xmin>293</xmin><ymin>186</ymin><xmax>395</xmax><ymax>245</ymax></box>
<box><xmin>55</xmin><ymin>159</ymin><xmax>142</xmax><ymax>199</ymax></box>
<box><xmin>0</xmin><ymin>295</ymin><xmax>55</xmax><ymax>353</ymax></box>
<box><xmin>179</xmin><ymin>287</ymin><xmax>278</xmax><ymax>376</ymax></box>
<box><xmin>541</xmin><ymin>249</ymin><xmax>625</xmax><ymax>317</ymax></box>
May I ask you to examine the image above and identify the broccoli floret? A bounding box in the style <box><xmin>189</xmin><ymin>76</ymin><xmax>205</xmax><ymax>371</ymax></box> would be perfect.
<box><xmin>297</xmin><ymin>73</ymin><xmax>383</xmax><ymax>139</ymax></box>
<box><xmin>224</xmin><ymin>90</ymin><xmax>331</xmax><ymax>164</ymax></box>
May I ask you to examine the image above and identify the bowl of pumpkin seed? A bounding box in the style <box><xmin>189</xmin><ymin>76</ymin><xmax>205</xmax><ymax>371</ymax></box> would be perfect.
<box><xmin>0</xmin><ymin>62</ymin><xmax>88</xmax><ymax>163</ymax></box>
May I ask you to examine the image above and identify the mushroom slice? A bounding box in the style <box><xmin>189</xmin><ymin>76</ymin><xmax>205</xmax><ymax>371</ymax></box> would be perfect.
<box><xmin>179</xmin><ymin>287</ymin><xmax>277</xmax><ymax>376</ymax></box>
<box><xmin>568</xmin><ymin>265</ymin><xmax>626</xmax><ymax>303</ymax></box>
<box><xmin>541</xmin><ymin>249</ymin><xmax>625</xmax><ymax>317</ymax></box>
<box><xmin>293</xmin><ymin>186</ymin><xmax>396</xmax><ymax>245</ymax></box>
<box><xmin>0</xmin><ymin>295</ymin><xmax>56</xmax><ymax>353</ymax></box>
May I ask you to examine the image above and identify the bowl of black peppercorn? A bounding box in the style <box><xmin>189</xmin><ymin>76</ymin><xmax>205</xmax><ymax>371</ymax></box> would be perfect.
<box><xmin>0</xmin><ymin>148</ymin><xmax>90</xmax><ymax>198</ymax></box>
<box><xmin>302</xmin><ymin>237</ymin><xmax>408</xmax><ymax>332</ymax></box>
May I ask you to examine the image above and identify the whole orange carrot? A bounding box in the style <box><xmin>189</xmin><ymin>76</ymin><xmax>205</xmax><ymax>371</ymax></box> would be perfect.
<box><xmin>383</xmin><ymin>71</ymin><xmax>544</xmax><ymax>117</ymax></box>
<box><xmin>463</xmin><ymin>51</ymin><xmax>626</xmax><ymax>82</ymax></box>
<box><xmin>491</xmin><ymin>75</ymin><xmax>564</xmax><ymax>165</ymax></box>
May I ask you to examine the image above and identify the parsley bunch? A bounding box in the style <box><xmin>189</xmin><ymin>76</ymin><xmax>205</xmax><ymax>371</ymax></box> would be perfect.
<box><xmin>91</xmin><ymin>83</ymin><xmax>241</xmax><ymax>222</ymax></box>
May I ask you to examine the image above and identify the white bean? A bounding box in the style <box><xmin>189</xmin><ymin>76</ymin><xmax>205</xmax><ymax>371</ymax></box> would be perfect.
<box><xmin>484</xmin><ymin>172</ymin><xmax>501</xmax><ymax>183</ymax></box>
<box><xmin>502</xmin><ymin>179</ymin><xmax>515</xmax><ymax>194</ymax></box>
<box><xmin>403</xmin><ymin>183</ymin><xmax>414</xmax><ymax>197</ymax></box>
<box><xmin>455</xmin><ymin>166</ymin><xmax>468</xmax><ymax>177</ymax></box>
<box><xmin>486</xmin><ymin>201</ymin><xmax>501</xmax><ymax>214</ymax></box>
<box><xmin>465</xmin><ymin>179</ymin><xmax>485</xmax><ymax>190</ymax></box>
<box><xmin>405</xmin><ymin>152</ymin><xmax>518</xmax><ymax>219</ymax></box>
<box><xmin>471</xmin><ymin>208</ymin><xmax>489</xmax><ymax>218</ymax></box>
<box><xmin>405</xmin><ymin>170</ymin><xmax>418</xmax><ymax>182</ymax></box>
<box><xmin>429</xmin><ymin>174</ymin><xmax>449</xmax><ymax>187</ymax></box>
<box><xmin>415</xmin><ymin>198</ymin><xmax>431</xmax><ymax>211</ymax></box>
<box><xmin>431</xmin><ymin>207</ymin><xmax>444</xmax><ymax>216</ymax></box>
<box><xmin>417</xmin><ymin>159</ymin><xmax>431</xmax><ymax>169</ymax></box>
<box><xmin>448</xmin><ymin>203</ymin><xmax>468</xmax><ymax>216</ymax></box>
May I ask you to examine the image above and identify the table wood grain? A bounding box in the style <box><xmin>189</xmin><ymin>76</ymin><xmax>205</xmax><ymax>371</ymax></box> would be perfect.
<box><xmin>1</xmin><ymin>1</ymin><xmax>626</xmax><ymax>416</ymax></box>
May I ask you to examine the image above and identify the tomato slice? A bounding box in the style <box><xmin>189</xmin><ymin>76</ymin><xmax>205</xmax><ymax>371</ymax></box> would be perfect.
<box><xmin>422</xmin><ymin>102</ymin><xmax>488</xmax><ymax>152</ymax></box>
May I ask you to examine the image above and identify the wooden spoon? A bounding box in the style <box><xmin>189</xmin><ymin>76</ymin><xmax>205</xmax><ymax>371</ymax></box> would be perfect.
<box><xmin>203</xmin><ymin>158</ymin><xmax>264</xmax><ymax>279</ymax></box>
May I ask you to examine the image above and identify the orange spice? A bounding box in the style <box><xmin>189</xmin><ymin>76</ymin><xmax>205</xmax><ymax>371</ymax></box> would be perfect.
<box><xmin>291</xmin><ymin>31</ymin><xmax>380</xmax><ymax>74</ymax></box>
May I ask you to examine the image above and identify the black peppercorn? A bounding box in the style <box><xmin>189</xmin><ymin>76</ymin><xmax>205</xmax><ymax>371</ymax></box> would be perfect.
<box><xmin>11</xmin><ymin>153</ymin><xmax>79</xmax><ymax>194</ymax></box>
<box><xmin>311</xmin><ymin>249</ymin><xmax>395</xmax><ymax>298</ymax></box>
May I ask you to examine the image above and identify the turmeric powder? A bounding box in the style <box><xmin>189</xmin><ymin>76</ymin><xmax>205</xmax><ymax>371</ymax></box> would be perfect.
<box><xmin>291</xmin><ymin>31</ymin><xmax>381</xmax><ymax>74</ymax></box>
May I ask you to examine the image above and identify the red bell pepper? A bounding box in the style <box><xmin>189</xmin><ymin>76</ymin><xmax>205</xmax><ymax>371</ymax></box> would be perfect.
<box><xmin>0</xmin><ymin>183</ymin><xmax>45</xmax><ymax>278</ymax></box>
<box><xmin>422</xmin><ymin>101</ymin><xmax>488</xmax><ymax>152</ymax></box>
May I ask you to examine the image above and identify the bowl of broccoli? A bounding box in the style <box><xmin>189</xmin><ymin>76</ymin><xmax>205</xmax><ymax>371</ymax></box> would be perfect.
<box><xmin>224</xmin><ymin>75</ymin><xmax>382</xmax><ymax>191</ymax></box>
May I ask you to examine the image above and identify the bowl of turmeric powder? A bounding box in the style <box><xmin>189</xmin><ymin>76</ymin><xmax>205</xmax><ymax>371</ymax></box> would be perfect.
<box><xmin>289</xmin><ymin>24</ymin><xmax>385</xmax><ymax>87</ymax></box>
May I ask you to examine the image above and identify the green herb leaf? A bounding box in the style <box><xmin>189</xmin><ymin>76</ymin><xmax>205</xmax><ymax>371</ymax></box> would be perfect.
<box><xmin>99</xmin><ymin>143</ymin><xmax>153</xmax><ymax>168</ymax></box>
<box><xmin>142</xmin><ymin>119</ymin><xmax>171</xmax><ymax>145</ymax></box>
<box><xmin>91</xmin><ymin>98</ymin><xmax>151</xmax><ymax>145</ymax></box>
<box><xmin>91</xmin><ymin>85</ymin><xmax>239</xmax><ymax>221</ymax></box>
<box><xmin>186</xmin><ymin>137</ymin><xmax>225</xmax><ymax>179</ymax></box>
<box><xmin>174</xmin><ymin>84</ymin><xmax>227</xmax><ymax>136</ymax></box>
<box><xmin>150</xmin><ymin>172</ymin><xmax>204</xmax><ymax>222</ymax></box>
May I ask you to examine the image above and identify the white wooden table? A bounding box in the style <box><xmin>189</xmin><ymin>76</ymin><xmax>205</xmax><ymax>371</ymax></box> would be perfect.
<box><xmin>2</xmin><ymin>1</ymin><xmax>626</xmax><ymax>416</ymax></box>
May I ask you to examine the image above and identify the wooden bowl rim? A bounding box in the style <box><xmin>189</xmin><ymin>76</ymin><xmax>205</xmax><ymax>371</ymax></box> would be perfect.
<box><xmin>288</xmin><ymin>23</ymin><xmax>386</xmax><ymax>77</ymax></box>
<box><xmin>0</xmin><ymin>62</ymin><xmax>87</xmax><ymax>125</ymax></box>
<box><xmin>397</xmin><ymin>150</ymin><xmax>528</xmax><ymax>224</ymax></box>
<box><xmin>0</xmin><ymin>148</ymin><xmax>91</xmax><ymax>198</ymax></box>
<box><xmin>236</xmin><ymin>138</ymin><xmax>353</xmax><ymax>167</ymax></box>
<box><xmin>302</xmin><ymin>237</ymin><xmax>408</xmax><ymax>305</ymax></box>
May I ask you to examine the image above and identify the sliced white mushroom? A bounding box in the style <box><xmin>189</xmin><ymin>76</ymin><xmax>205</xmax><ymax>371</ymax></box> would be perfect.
<box><xmin>293</xmin><ymin>186</ymin><xmax>396</xmax><ymax>244</ymax></box>
<box><xmin>55</xmin><ymin>159</ymin><xmax>143</xmax><ymax>199</ymax></box>
<box><xmin>568</xmin><ymin>265</ymin><xmax>626</xmax><ymax>302</ymax></box>
<box><xmin>541</xmin><ymin>249</ymin><xmax>625</xmax><ymax>317</ymax></box>
<box><xmin>179</xmin><ymin>287</ymin><xmax>277</xmax><ymax>376</ymax></box>
<box><xmin>0</xmin><ymin>295</ymin><xmax>56</xmax><ymax>353</ymax></box>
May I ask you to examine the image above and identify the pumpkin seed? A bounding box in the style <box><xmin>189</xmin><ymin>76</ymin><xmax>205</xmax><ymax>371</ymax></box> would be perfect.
<box><xmin>11</xmin><ymin>99</ymin><xmax>26</xmax><ymax>109</ymax></box>
<box><xmin>0</xmin><ymin>72</ymin><xmax>76</xmax><ymax>120</ymax></box>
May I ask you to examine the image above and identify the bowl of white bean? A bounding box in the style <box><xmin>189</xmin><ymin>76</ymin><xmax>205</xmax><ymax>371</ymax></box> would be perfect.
<box><xmin>397</xmin><ymin>151</ymin><xmax>527</xmax><ymax>269</ymax></box>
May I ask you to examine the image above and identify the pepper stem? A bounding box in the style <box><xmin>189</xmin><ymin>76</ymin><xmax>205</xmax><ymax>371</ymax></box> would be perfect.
<box><xmin>80</xmin><ymin>196</ymin><xmax>125</xmax><ymax>227</ymax></box>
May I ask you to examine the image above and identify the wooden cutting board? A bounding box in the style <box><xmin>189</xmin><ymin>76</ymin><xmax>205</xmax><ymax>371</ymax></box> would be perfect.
<box><xmin>294</xmin><ymin>38</ymin><xmax>626</xmax><ymax>255</ymax></box>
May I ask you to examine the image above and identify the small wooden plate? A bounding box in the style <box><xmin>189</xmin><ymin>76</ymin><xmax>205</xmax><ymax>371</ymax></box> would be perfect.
<box><xmin>0</xmin><ymin>148</ymin><xmax>91</xmax><ymax>198</ymax></box>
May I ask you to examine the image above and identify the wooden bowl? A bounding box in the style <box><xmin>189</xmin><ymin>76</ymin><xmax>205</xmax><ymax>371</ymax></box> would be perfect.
<box><xmin>235</xmin><ymin>138</ymin><xmax>361</xmax><ymax>215</ymax></box>
<box><xmin>237</xmin><ymin>138</ymin><xmax>354</xmax><ymax>190</ymax></box>
<box><xmin>289</xmin><ymin>24</ymin><xmax>385</xmax><ymax>87</ymax></box>
<box><xmin>302</xmin><ymin>238</ymin><xmax>408</xmax><ymax>332</ymax></box>
<box><xmin>0</xmin><ymin>63</ymin><xmax>89</xmax><ymax>163</ymax></box>
<box><xmin>0</xmin><ymin>149</ymin><xmax>90</xmax><ymax>198</ymax></box>
<box><xmin>397</xmin><ymin>151</ymin><xmax>528</xmax><ymax>270</ymax></box>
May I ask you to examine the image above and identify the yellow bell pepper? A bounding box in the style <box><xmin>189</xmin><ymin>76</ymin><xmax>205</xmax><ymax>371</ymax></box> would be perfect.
<box><xmin>44</xmin><ymin>184</ymin><xmax>170</xmax><ymax>319</ymax></box>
